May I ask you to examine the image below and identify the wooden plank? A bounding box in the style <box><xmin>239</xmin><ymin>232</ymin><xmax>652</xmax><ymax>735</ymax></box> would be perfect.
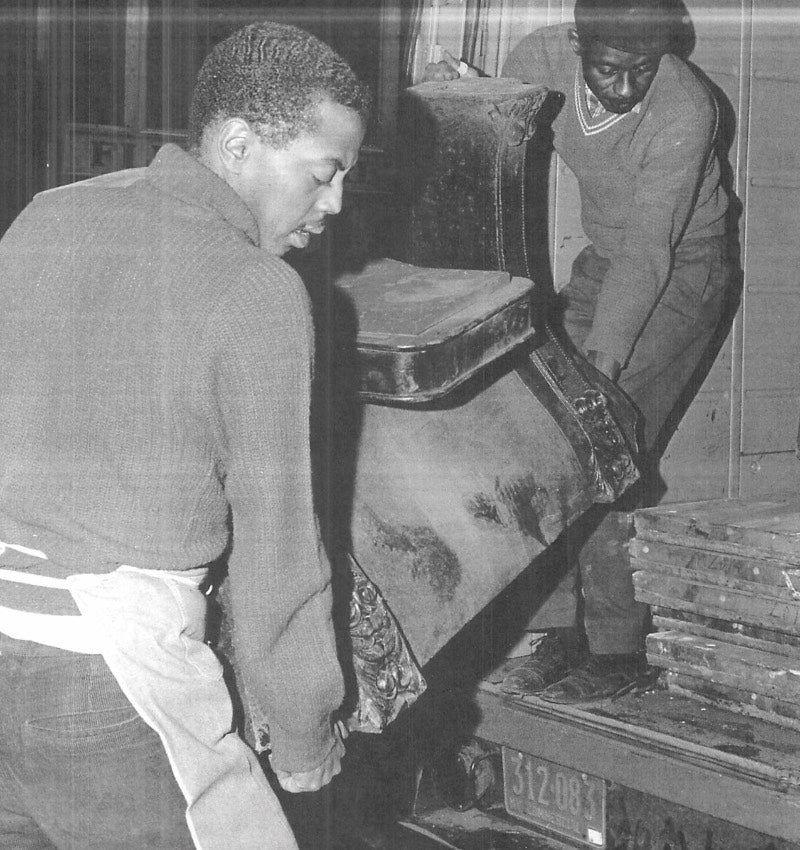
<box><xmin>652</xmin><ymin>610</ymin><xmax>800</xmax><ymax>657</ymax></box>
<box><xmin>630</xmin><ymin>537</ymin><xmax>800</xmax><ymax>593</ymax></box>
<box><xmin>632</xmin><ymin>561</ymin><xmax>798</xmax><ymax>602</ymax></box>
<box><xmin>665</xmin><ymin>671</ymin><xmax>800</xmax><ymax>732</ymax></box>
<box><xmin>633</xmin><ymin>496</ymin><xmax>800</xmax><ymax>563</ymax></box>
<box><xmin>633</xmin><ymin>571</ymin><xmax>800</xmax><ymax>634</ymax></box>
<box><xmin>473</xmin><ymin>684</ymin><xmax>800</xmax><ymax>842</ymax></box>
<box><xmin>635</xmin><ymin>495</ymin><xmax>800</xmax><ymax>532</ymax></box>
<box><xmin>646</xmin><ymin>631</ymin><xmax>800</xmax><ymax>703</ymax></box>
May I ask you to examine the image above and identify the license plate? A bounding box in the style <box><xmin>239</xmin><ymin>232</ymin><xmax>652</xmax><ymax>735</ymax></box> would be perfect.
<box><xmin>502</xmin><ymin>748</ymin><xmax>606</xmax><ymax>847</ymax></box>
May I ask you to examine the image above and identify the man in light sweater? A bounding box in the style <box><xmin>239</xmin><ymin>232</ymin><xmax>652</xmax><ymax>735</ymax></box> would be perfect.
<box><xmin>427</xmin><ymin>0</ymin><xmax>735</xmax><ymax>701</ymax></box>
<box><xmin>0</xmin><ymin>22</ymin><xmax>368</xmax><ymax>849</ymax></box>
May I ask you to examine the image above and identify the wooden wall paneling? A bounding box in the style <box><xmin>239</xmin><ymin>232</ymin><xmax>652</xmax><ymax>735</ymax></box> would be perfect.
<box><xmin>685</xmin><ymin>13</ymin><xmax>748</xmax><ymax>209</ymax></box>
<box><xmin>652</xmin><ymin>1</ymin><xmax>748</xmax><ymax>501</ymax></box>
<box><xmin>745</xmin><ymin>183</ymin><xmax>800</xmax><ymax>251</ymax></box>
<box><xmin>739</xmin><ymin>452</ymin><xmax>800</xmax><ymax>500</ymax></box>
<box><xmin>738</xmin><ymin>1</ymin><xmax>800</xmax><ymax>476</ymax></box>
<box><xmin>746</xmin><ymin>79</ymin><xmax>800</xmax><ymax>174</ymax></box>
<box><xmin>549</xmin><ymin>162</ymin><xmax>586</xmax><ymax>293</ymax></box>
<box><xmin>740</xmin><ymin>273</ymin><xmax>800</xmax><ymax>395</ymax></box>
<box><xmin>659</xmin><ymin>389</ymin><xmax>732</xmax><ymax>502</ymax></box>
<box><xmin>740</xmin><ymin>386</ymin><xmax>800</xmax><ymax>456</ymax></box>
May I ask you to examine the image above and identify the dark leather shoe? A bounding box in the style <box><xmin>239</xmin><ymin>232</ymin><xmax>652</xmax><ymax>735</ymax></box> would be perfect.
<box><xmin>537</xmin><ymin>652</ymin><xmax>642</xmax><ymax>704</ymax></box>
<box><xmin>500</xmin><ymin>630</ymin><xmax>586</xmax><ymax>696</ymax></box>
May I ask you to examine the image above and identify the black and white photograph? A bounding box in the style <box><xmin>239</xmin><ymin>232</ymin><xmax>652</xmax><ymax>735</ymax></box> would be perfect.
<box><xmin>0</xmin><ymin>1</ymin><xmax>797</xmax><ymax>848</ymax></box>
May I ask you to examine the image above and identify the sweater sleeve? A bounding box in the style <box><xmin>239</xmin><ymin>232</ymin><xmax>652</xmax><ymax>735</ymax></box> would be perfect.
<box><xmin>583</xmin><ymin>94</ymin><xmax>718</xmax><ymax>366</ymax></box>
<box><xmin>211</xmin><ymin>259</ymin><xmax>343</xmax><ymax>773</ymax></box>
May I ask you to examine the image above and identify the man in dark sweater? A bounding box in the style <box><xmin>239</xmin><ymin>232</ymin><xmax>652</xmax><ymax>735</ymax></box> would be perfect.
<box><xmin>0</xmin><ymin>22</ymin><xmax>368</xmax><ymax>849</ymax></box>
<box><xmin>426</xmin><ymin>0</ymin><xmax>735</xmax><ymax>701</ymax></box>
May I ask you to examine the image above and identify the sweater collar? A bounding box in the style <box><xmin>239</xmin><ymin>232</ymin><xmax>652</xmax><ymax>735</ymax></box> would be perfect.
<box><xmin>145</xmin><ymin>143</ymin><xmax>260</xmax><ymax>246</ymax></box>
<box><xmin>574</xmin><ymin>68</ymin><xmax>647</xmax><ymax>136</ymax></box>
<box><xmin>584</xmin><ymin>82</ymin><xmax>642</xmax><ymax>119</ymax></box>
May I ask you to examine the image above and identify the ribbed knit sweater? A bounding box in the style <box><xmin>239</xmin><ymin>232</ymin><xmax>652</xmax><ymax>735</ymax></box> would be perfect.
<box><xmin>0</xmin><ymin>143</ymin><xmax>342</xmax><ymax>773</ymax></box>
<box><xmin>503</xmin><ymin>24</ymin><xmax>728</xmax><ymax>366</ymax></box>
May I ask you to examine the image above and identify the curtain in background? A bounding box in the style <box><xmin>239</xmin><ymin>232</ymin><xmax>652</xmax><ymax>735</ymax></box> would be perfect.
<box><xmin>403</xmin><ymin>0</ymin><xmax>564</xmax><ymax>84</ymax></box>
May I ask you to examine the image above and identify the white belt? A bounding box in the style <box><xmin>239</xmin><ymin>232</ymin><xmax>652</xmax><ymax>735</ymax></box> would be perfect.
<box><xmin>0</xmin><ymin>546</ymin><xmax>204</xmax><ymax>654</ymax></box>
<box><xmin>0</xmin><ymin>542</ymin><xmax>101</xmax><ymax>653</ymax></box>
<box><xmin>0</xmin><ymin>603</ymin><xmax>102</xmax><ymax>654</ymax></box>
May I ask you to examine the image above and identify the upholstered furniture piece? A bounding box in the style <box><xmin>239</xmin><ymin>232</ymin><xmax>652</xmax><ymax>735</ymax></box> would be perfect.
<box><xmin>394</xmin><ymin>77</ymin><xmax>560</xmax><ymax>280</ymax></box>
<box><xmin>332</xmin><ymin>80</ymin><xmax>640</xmax><ymax>685</ymax></box>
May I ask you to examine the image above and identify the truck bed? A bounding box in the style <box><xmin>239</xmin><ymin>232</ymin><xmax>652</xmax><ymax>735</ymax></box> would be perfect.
<box><xmin>405</xmin><ymin>659</ymin><xmax>800</xmax><ymax>849</ymax></box>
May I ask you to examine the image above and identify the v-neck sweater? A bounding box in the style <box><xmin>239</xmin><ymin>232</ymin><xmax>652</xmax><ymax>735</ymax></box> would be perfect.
<box><xmin>0</xmin><ymin>144</ymin><xmax>342</xmax><ymax>773</ymax></box>
<box><xmin>503</xmin><ymin>24</ymin><xmax>728</xmax><ymax>366</ymax></box>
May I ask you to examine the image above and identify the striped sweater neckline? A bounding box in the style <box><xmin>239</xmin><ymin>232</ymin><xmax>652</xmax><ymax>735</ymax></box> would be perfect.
<box><xmin>573</xmin><ymin>68</ymin><xmax>633</xmax><ymax>136</ymax></box>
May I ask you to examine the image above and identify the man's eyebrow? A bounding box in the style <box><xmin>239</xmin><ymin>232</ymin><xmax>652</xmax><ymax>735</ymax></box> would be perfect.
<box><xmin>314</xmin><ymin>156</ymin><xmax>359</xmax><ymax>172</ymax></box>
<box><xmin>313</xmin><ymin>157</ymin><xmax>345</xmax><ymax>170</ymax></box>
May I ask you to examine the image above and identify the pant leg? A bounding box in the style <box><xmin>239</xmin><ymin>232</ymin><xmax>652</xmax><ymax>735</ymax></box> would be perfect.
<box><xmin>617</xmin><ymin>236</ymin><xmax>734</xmax><ymax>452</ymax></box>
<box><xmin>67</xmin><ymin>568</ymin><xmax>300</xmax><ymax>850</ymax></box>
<box><xmin>0</xmin><ymin>647</ymin><xmax>54</xmax><ymax>850</ymax></box>
<box><xmin>0</xmin><ymin>632</ymin><xmax>194</xmax><ymax>850</ymax></box>
<box><xmin>560</xmin><ymin>237</ymin><xmax>733</xmax><ymax>447</ymax></box>
<box><xmin>552</xmin><ymin>238</ymin><xmax>733</xmax><ymax>653</ymax></box>
<box><xmin>0</xmin><ymin>760</ymin><xmax>55</xmax><ymax>849</ymax></box>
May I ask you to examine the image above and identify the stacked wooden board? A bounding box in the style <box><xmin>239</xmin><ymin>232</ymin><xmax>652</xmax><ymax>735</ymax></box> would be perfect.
<box><xmin>630</xmin><ymin>495</ymin><xmax>800</xmax><ymax>729</ymax></box>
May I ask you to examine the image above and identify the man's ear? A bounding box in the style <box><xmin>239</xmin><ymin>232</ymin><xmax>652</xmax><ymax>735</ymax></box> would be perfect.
<box><xmin>216</xmin><ymin>117</ymin><xmax>256</xmax><ymax>177</ymax></box>
<box><xmin>567</xmin><ymin>28</ymin><xmax>583</xmax><ymax>56</ymax></box>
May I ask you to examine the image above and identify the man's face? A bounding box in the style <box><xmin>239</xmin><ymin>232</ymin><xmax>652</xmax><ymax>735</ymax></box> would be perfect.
<box><xmin>569</xmin><ymin>29</ymin><xmax>661</xmax><ymax>115</ymax></box>
<box><xmin>237</xmin><ymin>100</ymin><xmax>365</xmax><ymax>255</ymax></box>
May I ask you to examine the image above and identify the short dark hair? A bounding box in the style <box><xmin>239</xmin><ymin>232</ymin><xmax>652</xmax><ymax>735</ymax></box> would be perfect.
<box><xmin>574</xmin><ymin>0</ymin><xmax>690</xmax><ymax>55</ymax></box>
<box><xmin>189</xmin><ymin>22</ymin><xmax>372</xmax><ymax>149</ymax></box>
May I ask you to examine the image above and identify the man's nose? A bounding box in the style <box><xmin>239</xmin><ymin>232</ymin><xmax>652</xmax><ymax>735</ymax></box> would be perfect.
<box><xmin>614</xmin><ymin>72</ymin><xmax>634</xmax><ymax>99</ymax></box>
<box><xmin>317</xmin><ymin>179</ymin><xmax>344</xmax><ymax>216</ymax></box>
